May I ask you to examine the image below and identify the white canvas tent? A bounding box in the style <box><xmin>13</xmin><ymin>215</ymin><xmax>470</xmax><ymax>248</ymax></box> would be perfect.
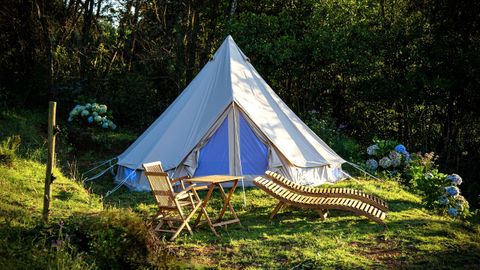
<box><xmin>114</xmin><ymin>35</ymin><xmax>347</xmax><ymax>191</ymax></box>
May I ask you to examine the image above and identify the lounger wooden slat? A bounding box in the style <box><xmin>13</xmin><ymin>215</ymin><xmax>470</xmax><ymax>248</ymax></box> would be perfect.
<box><xmin>265</xmin><ymin>171</ymin><xmax>388</xmax><ymax>212</ymax></box>
<box><xmin>254</xmin><ymin>177</ymin><xmax>386</xmax><ymax>225</ymax></box>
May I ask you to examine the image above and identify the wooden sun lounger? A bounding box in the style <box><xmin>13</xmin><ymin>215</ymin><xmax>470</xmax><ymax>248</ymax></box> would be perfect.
<box><xmin>265</xmin><ymin>171</ymin><xmax>388</xmax><ymax>212</ymax></box>
<box><xmin>254</xmin><ymin>176</ymin><xmax>387</xmax><ymax>225</ymax></box>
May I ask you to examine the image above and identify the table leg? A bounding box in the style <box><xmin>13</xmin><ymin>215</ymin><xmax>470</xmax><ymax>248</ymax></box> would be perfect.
<box><xmin>193</xmin><ymin>183</ymin><xmax>219</xmax><ymax>237</ymax></box>
<box><xmin>217</xmin><ymin>180</ymin><xmax>241</xmax><ymax>226</ymax></box>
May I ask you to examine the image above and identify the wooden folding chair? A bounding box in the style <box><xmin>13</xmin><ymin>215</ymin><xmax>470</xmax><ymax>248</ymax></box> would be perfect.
<box><xmin>142</xmin><ymin>161</ymin><xmax>203</xmax><ymax>241</ymax></box>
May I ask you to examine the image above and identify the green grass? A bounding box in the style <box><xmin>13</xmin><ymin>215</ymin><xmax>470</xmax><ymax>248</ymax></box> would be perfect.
<box><xmin>87</xmin><ymin>173</ymin><xmax>480</xmax><ymax>269</ymax></box>
<box><xmin>1</xmin><ymin>110</ymin><xmax>479</xmax><ymax>269</ymax></box>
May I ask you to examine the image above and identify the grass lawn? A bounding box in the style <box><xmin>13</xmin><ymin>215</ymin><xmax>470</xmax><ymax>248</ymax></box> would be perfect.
<box><xmin>95</xmin><ymin>176</ymin><xmax>480</xmax><ymax>269</ymax></box>
<box><xmin>1</xmin><ymin>110</ymin><xmax>479</xmax><ymax>269</ymax></box>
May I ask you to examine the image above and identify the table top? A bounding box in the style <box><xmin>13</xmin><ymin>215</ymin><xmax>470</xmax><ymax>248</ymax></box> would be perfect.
<box><xmin>188</xmin><ymin>175</ymin><xmax>243</xmax><ymax>183</ymax></box>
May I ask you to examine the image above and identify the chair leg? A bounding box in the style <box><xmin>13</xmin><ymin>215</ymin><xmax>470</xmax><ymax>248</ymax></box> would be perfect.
<box><xmin>269</xmin><ymin>201</ymin><xmax>285</xmax><ymax>220</ymax></box>
<box><xmin>188</xmin><ymin>194</ymin><xmax>196</xmax><ymax>209</ymax></box>
<box><xmin>170</xmin><ymin>202</ymin><xmax>202</xmax><ymax>241</ymax></box>
<box><xmin>154</xmin><ymin>220</ymin><xmax>164</xmax><ymax>231</ymax></box>
<box><xmin>177</xmin><ymin>206</ymin><xmax>193</xmax><ymax>235</ymax></box>
<box><xmin>315</xmin><ymin>209</ymin><xmax>328</xmax><ymax>220</ymax></box>
<box><xmin>185</xmin><ymin>222</ymin><xmax>193</xmax><ymax>235</ymax></box>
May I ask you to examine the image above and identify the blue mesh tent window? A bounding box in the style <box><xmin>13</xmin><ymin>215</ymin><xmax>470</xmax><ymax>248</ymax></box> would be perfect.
<box><xmin>193</xmin><ymin>112</ymin><xmax>268</xmax><ymax>176</ymax></box>
<box><xmin>194</xmin><ymin>117</ymin><xmax>230</xmax><ymax>176</ymax></box>
<box><xmin>239</xmin><ymin>113</ymin><xmax>268</xmax><ymax>175</ymax></box>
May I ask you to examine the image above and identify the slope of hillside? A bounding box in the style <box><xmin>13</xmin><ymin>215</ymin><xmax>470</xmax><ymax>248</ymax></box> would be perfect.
<box><xmin>0</xmin><ymin>110</ymin><xmax>479</xmax><ymax>269</ymax></box>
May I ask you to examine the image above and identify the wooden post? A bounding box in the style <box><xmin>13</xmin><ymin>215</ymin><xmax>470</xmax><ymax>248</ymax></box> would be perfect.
<box><xmin>43</xmin><ymin>101</ymin><xmax>57</xmax><ymax>223</ymax></box>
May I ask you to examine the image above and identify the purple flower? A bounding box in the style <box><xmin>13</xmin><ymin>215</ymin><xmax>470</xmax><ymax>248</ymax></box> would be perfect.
<box><xmin>438</xmin><ymin>195</ymin><xmax>449</xmax><ymax>205</ymax></box>
<box><xmin>445</xmin><ymin>186</ymin><xmax>460</xmax><ymax>197</ymax></box>
<box><xmin>394</xmin><ymin>144</ymin><xmax>408</xmax><ymax>154</ymax></box>
<box><xmin>448</xmin><ymin>207</ymin><xmax>458</xmax><ymax>217</ymax></box>
<box><xmin>52</xmin><ymin>239</ymin><xmax>64</xmax><ymax>247</ymax></box>
<box><xmin>447</xmin><ymin>174</ymin><xmax>462</xmax><ymax>185</ymax></box>
<box><xmin>366</xmin><ymin>159</ymin><xmax>378</xmax><ymax>170</ymax></box>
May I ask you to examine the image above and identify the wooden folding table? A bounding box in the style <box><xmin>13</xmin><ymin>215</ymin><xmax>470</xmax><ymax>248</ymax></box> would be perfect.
<box><xmin>187</xmin><ymin>175</ymin><xmax>243</xmax><ymax>237</ymax></box>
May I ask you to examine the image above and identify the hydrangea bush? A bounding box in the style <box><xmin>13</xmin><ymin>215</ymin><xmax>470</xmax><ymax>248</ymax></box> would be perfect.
<box><xmin>364</xmin><ymin>139</ymin><xmax>410</xmax><ymax>174</ymax></box>
<box><xmin>68</xmin><ymin>103</ymin><xmax>117</xmax><ymax>130</ymax></box>
<box><xmin>434</xmin><ymin>175</ymin><xmax>469</xmax><ymax>218</ymax></box>
<box><xmin>364</xmin><ymin>141</ymin><xmax>470</xmax><ymax>219</ymax></box>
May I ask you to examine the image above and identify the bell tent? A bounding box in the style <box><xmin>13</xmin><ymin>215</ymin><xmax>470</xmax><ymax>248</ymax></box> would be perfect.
<box><xmin>114</xmin><ymin>35</ymin><xmax>347</xmax><ymax>191</ymax></box>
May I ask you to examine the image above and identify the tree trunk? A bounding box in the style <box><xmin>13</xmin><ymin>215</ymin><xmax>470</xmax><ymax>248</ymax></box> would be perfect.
<box><xmin>439</xmin><ymin>88</ymin><xmax>455</xmax><ymax>166</ymax></box>
<box><xmin>186</xmin><ymin>2</ymin><xmax>200</xmax><ymax>83</ymax></box>
<box><xmin>80</xmin><ymin>0</ymin><xmax>95</xmax><ymax>87</ymax></box>
<box><xmin>34</xmin><ymin>0</ymin><xmax>54</xmax><ymax>99</ymax></box>
<box><xmin>127</xmin><ymin>0</ymin><xmax>140</xmax><ymax>71</ymax></box>
<box><xmin>227</xmin><ymin>0</ymin><xmax>237</xmax><ymax>33</ymax></box>
<box><xmin>174</xmin><ymin>0</ymin><xmax>186</xmax><ymax>92</ymax></box>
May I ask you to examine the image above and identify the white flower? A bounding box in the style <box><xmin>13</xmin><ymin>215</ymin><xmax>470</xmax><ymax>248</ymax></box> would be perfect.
<box><xmin>99</xmin><ymin>104</ymin><xmax>107</xmax><ymax>114</ymax></box>
<box><xmin>81</xmin><ymin>110</ymin><xmax>89</xmax><ymax>117</ymax></box>
<box><xmin>379</xmin><ymin>157</ymin><xmax>392</xmax><ymax>168</ymax></box>
<box><xmin>91</xmin><ymin>103</ymin><xmax>100</xmax><ymax>112</ymax></box>
<box><xmin>94</xmin><ymin>115</ymin><xmax>102</xmax><ymax>122</ymax></box>
<box><xmin>367</xmin><ymin>144</ymin><xmax>380</xmax><ymax>156</ymax></box>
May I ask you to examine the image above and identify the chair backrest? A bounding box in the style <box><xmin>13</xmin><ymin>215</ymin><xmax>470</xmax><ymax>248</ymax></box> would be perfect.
<box><xmin>143</xmin><ymin>161</ymin><xmax>176</xmax><ymax>208</ymax></box>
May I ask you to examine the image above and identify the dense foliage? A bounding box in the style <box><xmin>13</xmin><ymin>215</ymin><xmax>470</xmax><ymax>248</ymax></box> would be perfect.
<box><xmin>0</xmin><ymin>0</ymin><xmax>479</xmax><ymax>206</ymax></box>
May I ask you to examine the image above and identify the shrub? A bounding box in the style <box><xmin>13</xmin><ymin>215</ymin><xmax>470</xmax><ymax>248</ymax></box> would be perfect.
<box><xmin>47</xmin><ymin>221</ymin><xmax>96</xmax><ymax>270</ymax></box>
<box><xmin>363</xmin><ymin>142</ymin><xmax>470</xmax><ymax>219</ymax></box>
<box><xmin>0</xmin><ymin>135</ymin><xmax>21</xmax><ymax>166</ymax></box>
<box><xmin>63</xmin><ymin>209</ymin><xmax>154</xmax><ymax>269</ymax></box>
<box><xmin>403</xmin><ymin>152</ymin><xmax>469</xmax><ymax>218</ymax></box>
<box><xmin>68</xmin><ymin>103</ymin><xmax>117</xmax><ymax>130</ymax></box>
<box><xmin>306</xmin><ymin>113</ymin><xmax>362</xmax><ymax>162</ymax></box>
<box><xmin>364</xmin><ymin>140</ymin><xmax>410</xmax><ymax>177</ymax></box>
